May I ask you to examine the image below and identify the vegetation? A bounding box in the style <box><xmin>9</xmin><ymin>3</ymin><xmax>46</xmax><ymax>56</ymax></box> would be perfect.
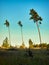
<box><xmin>2</xmin><ymin>37</ymin><xmax>9</xmax><ymax>48</ymax></box>
<box><xmin>19</xmin><ymin>43</ymin><xmax>26</xmax><ymax>49</ymax></box>
<box><xmin>47</xmin><ymin>44</ymin><xmax>49</xmax><ymax>50</ymax></box>
<box><xmin>18</xmin><ymin>21</ymin><xmax>24</xmax><ymax>44</ymax></box>
<box><xmin>0</xmin><ymin>49</ymin><xmax>49</xmax><ymax>65</ymax></box>
<box><xmin>29</xmin><ymin>39</ymin><xmax>33</xmax><ymax>49</ymax></box>
<box><xmin>1</xmin><ymin>38</ymin><xmax>49</xmax><ymax>49</ymax></box>
<box><xmin>4</xmin><ymin>20</ymin><xmax>11</xmax><ymax>45</ymax></box>
<box><xmin>0</xmin><ymin>9</ymin><xmax>49</xmax><ymax>65</ymax></box>
<box><xmin>29</xmin><ymin>9</ymin><xmax>42</xmax><ymax>45</ymax></box>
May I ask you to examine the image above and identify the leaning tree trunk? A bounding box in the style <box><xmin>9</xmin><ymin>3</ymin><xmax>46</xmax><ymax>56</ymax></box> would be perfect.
<box><xmin>36</xmin><ymin>21</ymin><xmax>42</xmax><ymax>45</ymax></box>
<box><xmin>21</xmin><ymin>27</ymin><xmax>24</xmax><ymax>44</ymax></box>
<box><xmin>8</xmin><ymin>26</ymin><xmax>11</xmax><ymax>46</ymax></box>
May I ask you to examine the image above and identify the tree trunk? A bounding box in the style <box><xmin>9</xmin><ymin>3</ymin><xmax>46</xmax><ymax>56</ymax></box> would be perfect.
<box><xmin>8</xmin><ymin>26</ymin><xmax>11</xmax><ymax>46</ymax></box>
<box><xmin>21</xmin><ymin>27</ymin><xmax>24</xmax><ymax>44</ymax></box>
<box><xmin>36</xmin><ymin>22</ymin><xmax>42</xmax><ymax>44</ymax></box>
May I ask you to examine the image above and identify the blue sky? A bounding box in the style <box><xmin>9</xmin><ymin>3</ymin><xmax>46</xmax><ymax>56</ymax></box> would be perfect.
<box><xmin>0</xmin><ymin>0</ymin><xmax>49</xmax><ymax>47</ymax></box>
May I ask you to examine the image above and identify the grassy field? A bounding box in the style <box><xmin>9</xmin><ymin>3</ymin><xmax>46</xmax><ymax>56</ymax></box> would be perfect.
<box><xmin>0</xmin><ymin>49</ymin><xmax>49</xmax><ymax>65</ymax></box>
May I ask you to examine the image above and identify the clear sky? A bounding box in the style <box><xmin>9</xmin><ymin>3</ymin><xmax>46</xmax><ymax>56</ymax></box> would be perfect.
<box><xmin>0</xmin><ymin>0</ymin><xmax>49</xmax><ymax>47</ymax></box>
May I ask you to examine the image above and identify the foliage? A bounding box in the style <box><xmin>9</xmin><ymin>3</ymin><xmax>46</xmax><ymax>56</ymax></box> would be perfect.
<box><xmin>47</xmin><ymin>44</ymin><xmax>49</xmax><ymax>50</ymax></box>
<box><xmin>39</xmin><ymin>43</ymin><xmax>47</xmax><ymax>48</ymax></box>
<box><xmin>29</xmin><ymin>39</ymin><xmax>33</xmax><ymax>49</ymax></box>
<box><xmin>20</xmin><ymin>43</ymin><xmax>25</xmax><ymax>49</ymax></box>
<box><xmin>2</xmin><ymin>37</ymin><xmax>9</xmax><ymax>48</ymax></box>
<box><xmin>18</xmin><ymin>21</ymin><xmax>23</xmax><ymax>27</ymax></box>
<box><xmin>34</xmin><ymin>44</ymin><xmax>39</xmax><ymax>47</ymax></box>
<box><xmin>4</xmin><ymin>20</ymin><xmax>9</xmax><ymax>27</ymax></box>
<box><xmin>29</xmin><ymin>9</ymin><xmax>42</xmax><ymax>22</ymax></box>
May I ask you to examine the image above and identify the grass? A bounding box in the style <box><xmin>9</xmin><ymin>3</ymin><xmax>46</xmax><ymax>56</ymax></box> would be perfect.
<box><xmin>0</xmin><ymin>49</ymin><xmax>49</xmax><ymax>65</ymax></box>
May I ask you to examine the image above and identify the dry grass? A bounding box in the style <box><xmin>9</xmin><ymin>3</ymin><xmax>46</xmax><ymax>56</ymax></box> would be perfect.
<box><xmin>0</xmin><ymin>49</ymin><xmax>49</xmax><ymax>65</ymax></box>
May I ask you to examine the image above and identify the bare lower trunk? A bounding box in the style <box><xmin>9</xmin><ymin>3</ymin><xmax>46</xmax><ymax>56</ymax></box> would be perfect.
<box><xmin>36</xmin><ymin>22</ymin><xmax>41</xmax><ymax>44</ymax></box>
<box><xmin>8</xmin><ymin>26</ymin><xmax>11</xmax><ymax>46</ymax></box>
<box><xmin>21</xmin><ymin>27</ymin><xmax>24</xmax><ymax>44</ymax></box>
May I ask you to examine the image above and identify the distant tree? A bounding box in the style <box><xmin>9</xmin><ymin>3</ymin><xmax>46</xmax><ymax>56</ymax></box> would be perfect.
<box><xmin>34</xmin><ymin>44</ymin><xmax>39</xmax><ymax>47</ymax></box>
<box><xmin>19</xmin><ymin>46</ymin><xmax>24</xmax><ymax>49</ymax></box>
<box><xmin>4</xmin><ymin>20</ymin><xmax>11</xmax><ymax>45</ymax></box>
<box><xmin>29</xmin><ymin>9</ymin><xmax>42</xmax><ymax>45</ymax></box>
<box><xmin>2</xmin><ymin>37</ymin><xmax>9</xmax><ymax>48</ymax></box>
<box><xmin>26</xmin><ymin>39</ymin><xmax>33</xmax><ymax>57</ymax></box>
<box><xmin>39</xmin><ymin>43</ymin><xmax>47</xmax><ymax>48</ymax></box>
<box><xmin>47</xmin><ymin>44</ymin><xmax>49</xmax><ymax>50</ymax></box>
<box><xmin>29</xmin><ymin>39</ymin><xmax>33</xmax><ymax>49</ymax></box>
<box><xmin>19</xmin><ymin>43</ymin><xmax>25</xmax><ymax>49</ymax></box>
<box><xmin>18</xmin><ymin>21</ymin><xmax>24</xmax><ymax>44</ymax></box>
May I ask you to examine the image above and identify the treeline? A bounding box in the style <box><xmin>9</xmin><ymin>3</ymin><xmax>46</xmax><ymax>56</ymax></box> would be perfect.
<box><xmin>0</xmin><ymin>37</ymin><xmax>49</xmax><ymax>50</ymax></box>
